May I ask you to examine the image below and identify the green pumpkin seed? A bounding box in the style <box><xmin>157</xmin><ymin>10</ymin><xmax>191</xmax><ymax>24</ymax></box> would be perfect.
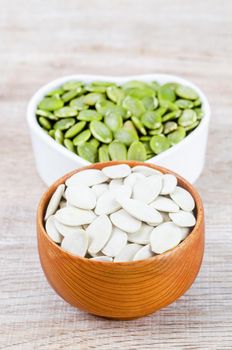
<box><xmin>106</xmin><ymin>86</ymin><xmax>125</xmax><ymax>104</ymax></box>
<box><xmin>36</xmin><ymin>109</ymin><xmax>57</xmax><ymax>120</ymax></box>
<box><xmin>85</xmin><ymin>84</ymin><xmax>107</xmax><ymax>93</ymax></box>
<box><xmin>70</xmin><ymin>96</ymin><xmax>88</xmax><ymax>110</ymax></box>
<box><xmin>91</xmin><ymin>81</ymin><xmax>117</xmax><ymax>87</ymax></box>
<box><xmin>64</xmin><ymin>121</ymin><xmax>86</xmax><ymax>138</ymax></box>
<box><xmin>149</xmin><ymin>81</ymin><xmax>160</xmax><ymax>92</ymax></box>
<box><xmin>54</xmin><ymin>129</ymin><xmax>64</xmax><ymax>144</ymax></box>
<box><xmin>122</xmin><ymin>96</ymin><xmax>145</xmax><ymax>117</ymax></box>
<box><xmin>149</xmin><ymin>125</ymin><xmax>164</xmax><ymax>135</ymax></box>
<box><xmin>167</xmin><ymin>126</ymin><xmax>186</xmax><ymax>145</ymax></box>
<box><xmin>108</xmin><ymin>141</ymin><xmax>127</xmax><ymax>160</ymax></box>
<box><xmin>194</xmin><ymin>108</ymin><xmax>204</xmax><ymax>120</ymax></box>
<box><xmin>184</xmin><ymin>120</ymin><xmax>200</xmax><ymax>132</ymax></box>
<box><xmin>128</xmin><ymin>141</ymin><xmax>146</xmax><ymax>161</ymax></box>
<box><xmin>164</xmin><ymin>121</ymin><xmax>178</xmax><ymax>134</ymax></box>
<box><xmin>141</xmin><ymin>110</ymin><xmax>162</xmax><ymax>129</ymax></box>
<box><xmin>158</xmin><ymin>85</ymin><xmax>176</xmax><ymax>102</ymax></box>
<box><xmin>178</xmin><ymin>109</ymin><xmax>197</xmax><ymax>127</ymax></box>
<box><xmin>46</xmin><ymin>87</ymin><xmax>64</xmax><ymax>96</ymax></box>
<box><xmin>48</xmin><ymin>129</ymin><xmax>55</xmax><ymax>138</ymax></box>
<box><xmin>105</xmin><ymin>105</ymin><xmax>127</xmax><ymax>119</ymax></box>
<box><xmin>126</xmin><ymin>87</ymin><xmax>155</xmax><ymax>99</ymax></box>
<box><xmin>38</xmin><ymin>117</ymin><xmax>52</xmax><ymax>130</ymax></box>
<box><xmin>193</xmin><ymin>98</ymin><xmax>201</xmax><ymax>107</ymax></box>
<box><xmin>162</xmin><ymin>110</ymin><xmax>181</xmax><ymax>122</ymax></box>
<box><xmin>77</xmin><ymin>142</ymin><xmax>97</xmax><ymax>163</ymax></box>
<box><xmin>54</xmin><ymin>106</ymin><xmax>78</xmax><ymax>118</ymax></box>
<box><xmin>140</xmin><ymin>136</ymin><xmax>151</xmax><ymax>142</ymax></box>
<box><xmin>159</xmin><ymin>100</ymin><xmax>179</xmax><ymax>111</ymax></box>
<box><xmin>104</xmin><ymin>111</ymin><xmax>123</xmax><ymax>132</ymax></box>
<box><xmin>54</xmin><ymin>118</ymin><xmax>76</xmax><ymax>130</ymax></box>
<box><xmin>163</xmin><ymin>82</ymin><xmax>179</xmax><ymax>90</ymax></box>
<box><xmin>176</xmin><ymin>85</ymin><xmax>198</xmax><ymax>100</ymax></box>
<box><xmin>99</xmin><ymin>145</ymin><xmax>110</xmax><ymax>162</ymax></box>
<box><xmin>83</xmin><ymin>93</ymin><xmax>105</xmax><ymax>106</ymax></box>
<box><xmin>142</xmin><ymin>141</ymin><xmax>152</xmax><ymax>153</ymax></box>
<box><xmin>175</xmin><ymin>99</ymin><xmax>194</xmax><ymax>109</ymax></box>
<box><xmin>78</xmin><ymin>110</ymin><xmax>102</xmax><ymax>122</ymax></box>
<box><xmin>150</xmin><ymin>135</ymin><xmax>170</xmax><ymax>154</ymax></box>
<box><xmin>142</xmin><ymin>96</ymin><xmax>155</xmax><ymax>110</ymax></box>
<box><xmin>114</xmin><ymin>128</ymin><xmax>138</xmax><ymax>146</ymax></box>
<box><xmin>89</xmin><ymin>138</ymin><xmax>100</xmax><ymax>149</ymax></box>
<box><xmin>38</xmin><ymin>97</ymin><xmax>64</xmax><ymax>111</ymax></box>
<box><xmin>62</xmin><ymin>81</ymin><xmax>82</xmax><ymax>91</ymax></box>
<box><xmin>90</xmin><ymin>121</ymin><xmax>112</xmax><ymax>143</ymax></box>
<box><xmin>123</xmin><ymin>120</ymin><xmax>138</xmax><ymax>133</ymax></box>
<box><xmin>37</xmin><ymin>79</ymin><xmax>202</xmax><ymax>163</ymax></box>
<box><xmin>64</xmin><ymin>139</ymin><xmax>75</xmax><ymax>152</ymax></box>
<box><xmin>131</xmin><ymin>116</ymin><xmax>147</xmax><ymax>135</ymax></box>
<box><xmin>62</xmin><ymin>88</ymin><xmax>82</xmax><ymax>102</ymax></box>
<box><xmin>95</xmin><ymin>100</ymin><xmax>115</xmax><ymax>115</ymax></box>
<box><xmin>122</xmin><ymin>80</ymin><xmax>150</xmax><ymax>90</ymax></box>
<box><xmin>73</xmin><ymin>130</ymin><xmax>91</xmax><ymax>146</ymax></box>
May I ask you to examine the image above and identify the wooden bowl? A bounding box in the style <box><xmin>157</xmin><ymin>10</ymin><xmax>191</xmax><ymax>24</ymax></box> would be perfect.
<box><xmin>37</xmin><ymin>161</ymin><xmax>204</xmax><ymax>320</ymax></box>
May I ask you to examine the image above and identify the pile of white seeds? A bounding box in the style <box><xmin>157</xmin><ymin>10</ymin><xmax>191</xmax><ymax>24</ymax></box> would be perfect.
<box><xmin>44</xmin><ymin>164</ymin><xmax>196</xmax><ymax>262</ymax></box>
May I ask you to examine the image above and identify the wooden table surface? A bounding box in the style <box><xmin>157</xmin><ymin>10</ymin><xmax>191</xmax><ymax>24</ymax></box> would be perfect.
<box><xmin>1</xmin><ymin>1</ymin><xmax>232</xmax><ymax>349</ymax></box>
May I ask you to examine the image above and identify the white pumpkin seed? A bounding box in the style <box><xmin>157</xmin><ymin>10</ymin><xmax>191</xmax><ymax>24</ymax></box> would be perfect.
<box><xmin>95</xmin><ymin>190</ymin><xmax>120</xmax><ymax>215</ymax></box>
<box><xmin>102</xmin><ymin>164</ymin><xmax>131</xmax><ymax>179</ymax></box>
<box><xmin>87</xmin><ymin>215</ymin><xmax>112</xmax><ymax>255</ymax></box>
<box><xmin>102</xmin><ymin>227</ymin><xmax>127</xmax><ymax>257</ymax></box>
<box><xmin>124</xmin><ymin>172</ymin><xmax>145</xmax><ymax>187</ymax></box>
<box><xmin>61</xmin><ymin>230</ymin><xmax>88</xmax><ymax>256</ymax></box>
<box><xmin>116</xmin><ymin>197</ymin><xmax>163</xmax><ymax>225</ymax></box>
<box><xmin>91</xmin><ymin>183</ymin><xmax>108</xmax><ymax>198</ymax></box>
<box><xmin>65</xmin><ymin>184</ymin><xmax>96</xmax><ymax>209</ymax></box>
<box><xmin>66</xmin><ymin>169</ymin><xmax>108</xmax><ymax>187</ymax></box>
<box><xmin>45</xmin><ymin>184</ymin><xmax>65</xmax><ymax>220</ymax></box>
<box><xmin>150</xmin><ymin>222</ymin><xmax>182</xmax><ymax>254</ymax></box>
<box><xmin>132</xmin><ymin>165</ymin><xmax>162</xmax><ymax>176</ymax></box>
<box><xmin>109</xmin><ymin>178</ymin><xmax>123</xmax><ymax>190</ymax></box>
<box><xmin>133</xmin><ymin>175</ymin><xmax>162</xmax><ymax>204</ymax></box>
<box><xmin>170</xmin><ymin>186</ymin><xmax>195</xmax><ymax>211</ymax></box>
<box><xmin>161</xmin><ymin>174</ymin><xmax>177</xmax><ymax>195</ymax></box>
<box><xmin>45</xmin><ymin>215</ymin><xmax>63</xmax><ymax>243</ymax></box>
<box><xmin>133</xmin><ymin>244</ymin><xmax>154</xmax><ymax>261</ymax></box>
<box><xmin>169</xmin><ymin>210</ymin><xmax>196</xmax><ymax>227</ymax></box>
<box><xmin>180</xmin><ymin>227</ymin><xmax>190</xmax><ymax>240</ymax></box>
<box><xmin>127</xmin><ymin>223</ymin><xmax>153</xmax><ymax>244</ymax></box>
<box><xmin>114</xmin><ymin>243</ymin><xmax>142</xmax><ymax>262</ymax></box>
<box><xmin>90</xmin><ymin>256</ymin><xmax>113</xmax><ymax>262</ymax></box>
<box><xmin>150</xmin><ymin>196</ymin><xmax>179</xmax><ymax>212</ymax></box>
<box><xmin>55</xmin><ymin>207</ymin><xmax>96</xmax><ymax>226</ymax></box>
<box><xmin>54</xmin><ymin>219</ymin><xmax>82</xmax><ymax>236</ymax></box>
<box><xmin>110</xmin><ymin>209</ymin><xmax>141</xmax><ymax>233</ymax></box>
<box><xmin>95</xmin><ymin>185</ymin><xmax>132</xmax><ymax>215</ymax></box>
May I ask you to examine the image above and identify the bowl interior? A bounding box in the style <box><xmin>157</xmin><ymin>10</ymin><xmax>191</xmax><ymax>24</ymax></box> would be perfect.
<box><xmin>37</xmin><ymin>161</ymin><xmax>204</xmax><ymax>265</ymax></box>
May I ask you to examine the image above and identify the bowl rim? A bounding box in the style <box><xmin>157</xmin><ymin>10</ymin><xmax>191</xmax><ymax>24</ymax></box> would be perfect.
<box><xmin>37</xmin><ymin>161</ymin><xmax>204</xmax><ymax>266</ymax></box>
<box><xmin>27</xmin><ymin>73</ymin><xmax>210</xmax><ymax>167</ymax></box>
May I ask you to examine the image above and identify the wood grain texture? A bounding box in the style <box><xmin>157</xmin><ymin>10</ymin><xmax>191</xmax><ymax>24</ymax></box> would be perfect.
<box><xmin>0</xmin><ymin>0</ymin><xmax>232</xmax><ymax>348</ymax></box>
<box><xmin>37</xmin><ymin>162</ymin><xmax>204</xmax><ymax>319</ymax></box>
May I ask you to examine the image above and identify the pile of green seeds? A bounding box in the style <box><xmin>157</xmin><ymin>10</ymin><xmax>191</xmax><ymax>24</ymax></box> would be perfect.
<box><xmin>36</xmin><ymin>80</ymin><xmax>203</xmax><ymax>163</ymax></box>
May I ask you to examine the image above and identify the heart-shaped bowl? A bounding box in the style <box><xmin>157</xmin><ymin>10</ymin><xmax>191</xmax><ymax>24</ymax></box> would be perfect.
<box><xmin>27</xmin><ymin>74</ymin><xmax>210</xmax><ymax>185</ymax></box>
<box><xmin>37</xmin><ymin>161</ymin><xmax>204</xmax><ymax>320</ymax></box>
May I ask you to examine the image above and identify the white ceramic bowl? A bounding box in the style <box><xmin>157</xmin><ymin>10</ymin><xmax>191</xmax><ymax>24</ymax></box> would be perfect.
<box><xmin>27</xmin><ymin>74</ymin><xmax>210</xmax><ymax>185</ymax></box>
